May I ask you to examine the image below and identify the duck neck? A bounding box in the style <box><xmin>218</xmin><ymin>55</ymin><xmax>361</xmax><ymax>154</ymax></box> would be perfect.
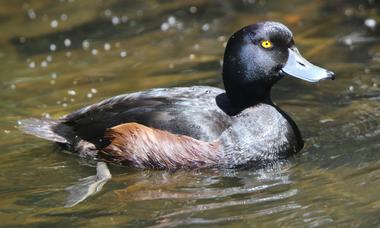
<box><xmin>224</xmin><ymin>80</ymin><xmax>273</xmax><ymax>109</ymax></box>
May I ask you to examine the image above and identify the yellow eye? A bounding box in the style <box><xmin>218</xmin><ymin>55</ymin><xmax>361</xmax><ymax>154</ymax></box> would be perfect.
<box><xmin>261</xmin><ymin>40</ymin><xmax>273</xmax><ymax>49</ymax></box>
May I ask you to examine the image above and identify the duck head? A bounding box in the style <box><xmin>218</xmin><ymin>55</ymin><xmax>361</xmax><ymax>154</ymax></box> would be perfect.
<box><xmin>223</xmin><ymin>21</ymin><xmax>335</xmax><ymax>107</ymax></box>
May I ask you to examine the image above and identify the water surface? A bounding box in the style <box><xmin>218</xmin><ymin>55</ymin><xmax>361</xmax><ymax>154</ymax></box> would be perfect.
<box><xmin>1</xmin><ymin>0</ymin><xmax>380</xmax><ymax>226</ymax></box>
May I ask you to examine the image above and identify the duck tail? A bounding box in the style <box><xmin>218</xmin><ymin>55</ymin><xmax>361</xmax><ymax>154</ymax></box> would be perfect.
<box><xmin>18</xmin><ymin>118</ymin><xmax>69</xmax><ymax>143</ymax></box>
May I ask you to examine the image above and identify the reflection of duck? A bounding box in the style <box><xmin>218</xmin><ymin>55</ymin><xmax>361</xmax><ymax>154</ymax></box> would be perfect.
<box><xmin>19</xmin><ymin>21</ymin><xmax>334</xmax><ymax>206</ymax></box>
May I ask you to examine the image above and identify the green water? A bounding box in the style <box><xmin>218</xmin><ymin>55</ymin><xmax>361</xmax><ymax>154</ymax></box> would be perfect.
<box><xmin>1</xmin><ymin>0</ymin><xmax>380</xmax><ymax>226</ymax></box>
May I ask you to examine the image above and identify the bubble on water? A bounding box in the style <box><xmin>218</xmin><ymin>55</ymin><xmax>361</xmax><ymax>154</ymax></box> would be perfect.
<box><xmin>50</xmin><ymin>43</ymin><xmax>57</xmax><ymax>51</ymax></box>
<box><xmin>65</xmin><ymin>51</ymin><xmax>72</xmax><ymax>57</ymax></box>
<box><xmin>104</xmin><ymin>43</ymin><xmax>111</xmax><ymax>51</ymax></box>
<box><xmin>50</xmin><ymin>73</ymin><xmax>57</xmax><ymax>79</ymax></box>
<box><xmin>344</xmin><ymin>8</ymin><xmax>354</xmax><ymax>17</ymax></box>
<box><xmin>114</xmin><ymin>42</ymin><xmax>121</xmax><ymax>48</ymax></box>
<box><xmin>168</xmin><ymin>16</ymin><xmax>176</xmax><ymax>26</ymax></box>
<box><xmin>19</xmin><ymin>37</ymin><xmax>26</xmax><ymax>43</ymax></box>
<box><xmin>120</xmin><ymin>50</ymin><xmax>127</xmax><ymax>58</ymax></box>
<box><xmin>121</xmin><ymin>15</ymin><xmax>128</xmax><ymax>23</ymax></box>
<box><xmin>27</xmin><ymin>9</ymin><xmax>36</xmax><ymax>20</ymax></box>
<box><xmin>91</xmin><ymin>48</ymin><xmax>98</xmax><ymax>55</ymax></box>
<box><xmin>87</xmin><ymin>93</ymin><xmax>93</xmax><ymax>98</ymax></box>
<box><xmin>50</xmin><ymin>20</ymin><xmax>59</xmax><ymax>28</ymax></box>
<box><xmin>91</xmin><ymin>88</ymin><xmax>97</xmax><ymax>93</ymax></box>
<box><xmin>28</xmin><ymin>61</ymin><xmax>36</xmax><ymax>68</ymax></box>
<box><xmin>169</xmin><ymin>63</ymin><xmax>174</xmax><ymax>69</ymax></box>
<box><xmin>202</xmin><ymin>23</ymin><xmax>210</xmax><ymax>31</ymax></box>
<box><xmin>50</xmin><ymin>80</ymin><xmax>56</xmax><ymax>85</ymax></box>
<box><xmin>10</xmin><ymin>84</ymin><xmax>16</xmax><ymax>90</ymax></box>
<box><xmin>82</xmin><ymin>40</ymin><xmax>90</xmax><ymax>50</ymax></box>
<box><xmin>189</xmin><ymin>54</ymin><xmax>195</xmax><ymax>60</ymax></box>
<box><xmin>104</xmin><ymin>9</ymin><xmax>112</xmax><ymax>17</ymax></box>
<box><xmin>364</xmin><ymin>18</ymin><xmax>377</xmax><ymax>30</ymax></box>
<box><xmin>349</xmin><ymin>85</ymin><xmax>354</xmax><ymax>92</ymax></box>
<box><xmin>73</xmin><ymin>80</ymin><xmax>77</xmax><ymax>85</ymax></box>
<box><xmin>217</xmin><ymin>36</ymin><xmax>226</xmax><ymax>42</ymax></box>
<box><xmin>46</xmin><ymin>55</ymin><xmax>53</xmax><ymax>62</ymax></box>
<box><xmin>189</xmin><ymin>6</ymin><xmax>197</xmax><ymax>14</ymax></box>
<box><xmin>62</xmin><ymin>103</ymin><xmax>68</xmax><ymax>107</ymax></box>
<box><xmin>161</xmin><ymin>22</ymin><xmax>170</xmax><ymax>31</ymax></box>
<box><xmin>137</xmin><ymin>10</ymin><xmax>143</xmax><ymax>16</ymax></box>
<box><xmin>193</xmin><ymin>44</ymin><xmax>200</xmax><ymax>50</ymax></box>
<box><xmin>60</xmin><ymin>13</ymin><xmax>68</xmax><ymax>21</ymax></box>
<box><xmin>176</xmin><ymin>22</ymin><xmax>183</xmax><ymax>30</ymax></box>
<box><xmin>64</xmin><ymin>38</ymin><xmax>71</xmax><ymax>47</ymax></box>
<box><xmin>40</xmin><ymin>61</ymin><xmax>48</xmax><ymax>67</ymax></box>
<box><xmin>4</xmin><ymin>130</ymin><xmax>10</xmax><ymax>134</ymax></box>
<box><xmin>112</xmin><ymin>16</ymin><xmax>120</xmax><ymax>25</ymax></box>
<box><xmin>67</xmin><ymin>89</ymin><xmax>76</xmax><ymax>96</ymax></box>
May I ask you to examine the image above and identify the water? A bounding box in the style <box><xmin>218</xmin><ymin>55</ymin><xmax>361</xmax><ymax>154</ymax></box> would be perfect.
<box><xmin>1</xmin><ymin>0</ymin><xmax>380</xmax><ymax>226</ymax></box>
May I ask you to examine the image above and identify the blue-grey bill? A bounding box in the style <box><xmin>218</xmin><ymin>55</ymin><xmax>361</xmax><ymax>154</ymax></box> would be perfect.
<box><xmin>280</xmin><ymin>48</ymin><xmax>335</xmax><ymax>82</ymax></box>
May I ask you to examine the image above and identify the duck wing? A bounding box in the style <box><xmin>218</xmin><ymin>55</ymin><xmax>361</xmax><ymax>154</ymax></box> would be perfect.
<box><xmin>99</xmin><ymin>122</ymin><xmax>222</xmax><ymax>169</ymax></box>
<box><xmin>59</xmin><ymin>86</ymin><xmax>232</xmax><ymax>147</ymax></box>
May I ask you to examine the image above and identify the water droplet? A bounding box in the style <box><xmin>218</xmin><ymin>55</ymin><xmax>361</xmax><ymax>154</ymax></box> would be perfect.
<box><xmin>104</xmin><ymin>9</ymin><xmax>112</xmax><ymax>17</ymax></box>
<box><xmin>82</xmin><ymin>40</ymin><xmax>90</xmax><ymax>49</ymax></box>
<box><xmin>67</xmin><ymin>89</ymin><xmax>76</xmax><ymax>96</ymax></box>
<box><xmin>28</xmin><ymin>61</ymin><xmax>36</xmax><ymax>68</ymax></box>
<box><xmin>91</xmin><ymin>49</ymin><xmax>98</xmax><ymax>55</ymax></box>
<box><xmin>40</xmin><ymin>61</ymin><xmax>48</xmax><ymax>67</ymax></box>
<box><xmin>46</xmin><ymin>55</ymin><xmax>53</xmax><ymax>62</ymax></box>
<box><xmin>189</xmin><ymin>6</ymin><xmax>197</xmax><ymax>14</ymax></box>
<box><xmin>136</xmin><ymin>10</ymin><xmax>143</xmax><ymax>16</ymax></box>
<box><xmin>60</xmin><ymin>13</ymin><xmax>68</xmax><ymax>21</ymax></box>
<box><xmin>19</xmin><ymin>37</ymin><xmax>26</xmax><ymax>43</ymax></box>
<box><xmin>50</xmin><ymin>20</ymin><xmax>59</xmax><ymax>28</ymax></box>
<box><xmin>202</xmin><ymin>23</ymin><xmax>210</xmax><ymax>31</ymax></box>
<box><xmin>104</xmin><ymin>43</ymin><xmax>111</xmax><ymax>51</ymax></box>
<box><xmin>50</xmin><ymin>44</ymin><xmax>57</xmax><ymax>51</ymax></box>
<box><xmin>217</xmin><ymin>36</ymin><xmax>226</xmax><ymax>42</ymax></box>
<box><xmin>161</xmin><ymin>22</ymin><xmax>169</xmax><ymax>31</ymax></box>
<box><xmin>120</xmin><ymin>51</ymin><xmax>127</xmax><ymax>58</ymax></box>
<box><xmin>112</xmin><ymin>16</ymin><xmax>120</xmax><ymax>25</ymax></box>
<box><xmin>121</xmin><ymin>15</ymin><xmax>128</xmax><ymax>23</ymax></box>
<box><xmin>364</xmin><ymin>18</ymin><xmax>376</xmax><ymax>30</ymax></box>
<box><xmin>168</xmin><ymin>16</ymin><xmax>176</xmax><ymax>26</ymax></box>
<box><xmin>27</xmin><ymin>9</ymin><xmax>36</xmax><ymax>20</ymax></box>
<box><xmin>64</xmin><ymin>38</ymin><xmax>71</xmax><ymax>47</ymax></box>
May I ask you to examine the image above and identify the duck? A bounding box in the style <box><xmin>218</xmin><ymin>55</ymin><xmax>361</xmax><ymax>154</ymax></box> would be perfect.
<box><xmin>19</xmin><ymin>21</ymin><xmax>335</xmax><ymax>206</ymax></box>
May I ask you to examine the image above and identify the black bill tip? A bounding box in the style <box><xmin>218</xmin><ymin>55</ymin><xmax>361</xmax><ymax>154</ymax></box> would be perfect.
<box><xmin>326</xmin><ymin>70</ymin><xmax>335</xmax><ymax>80</ymax></box>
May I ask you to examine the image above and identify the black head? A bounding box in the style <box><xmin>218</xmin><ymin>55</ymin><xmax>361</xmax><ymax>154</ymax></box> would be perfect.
<box><xmin>223</xmin><ymin>21</ymin><xmax>335</xmax><ymax>108</ymax></box>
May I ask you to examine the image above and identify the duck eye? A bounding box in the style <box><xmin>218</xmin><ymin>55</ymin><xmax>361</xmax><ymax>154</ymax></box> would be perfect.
<box><xmin>261</xmin><ymin>40</ymin><xmax>273</xmax><ymax>49</ymax></box>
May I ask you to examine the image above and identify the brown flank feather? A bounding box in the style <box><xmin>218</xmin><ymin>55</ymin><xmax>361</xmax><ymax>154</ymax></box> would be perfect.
<box><xmin>99</xmin><ymin>123</ymin><xmax>221</xmax><ymax>169</ymax></box>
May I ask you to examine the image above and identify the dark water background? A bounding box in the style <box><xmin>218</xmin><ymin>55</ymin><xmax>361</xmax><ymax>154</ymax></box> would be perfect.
<box><xmin>1</xmin><ymin>0</ymin><xmax>380</xmax><ymax>226</ymax></box>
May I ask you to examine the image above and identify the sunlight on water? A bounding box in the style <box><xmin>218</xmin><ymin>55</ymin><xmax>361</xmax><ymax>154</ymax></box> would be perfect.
<box><xmin>0</xmin><ymin>0</ymin><xmax>379</xmax><ymax>226</ymax></box>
